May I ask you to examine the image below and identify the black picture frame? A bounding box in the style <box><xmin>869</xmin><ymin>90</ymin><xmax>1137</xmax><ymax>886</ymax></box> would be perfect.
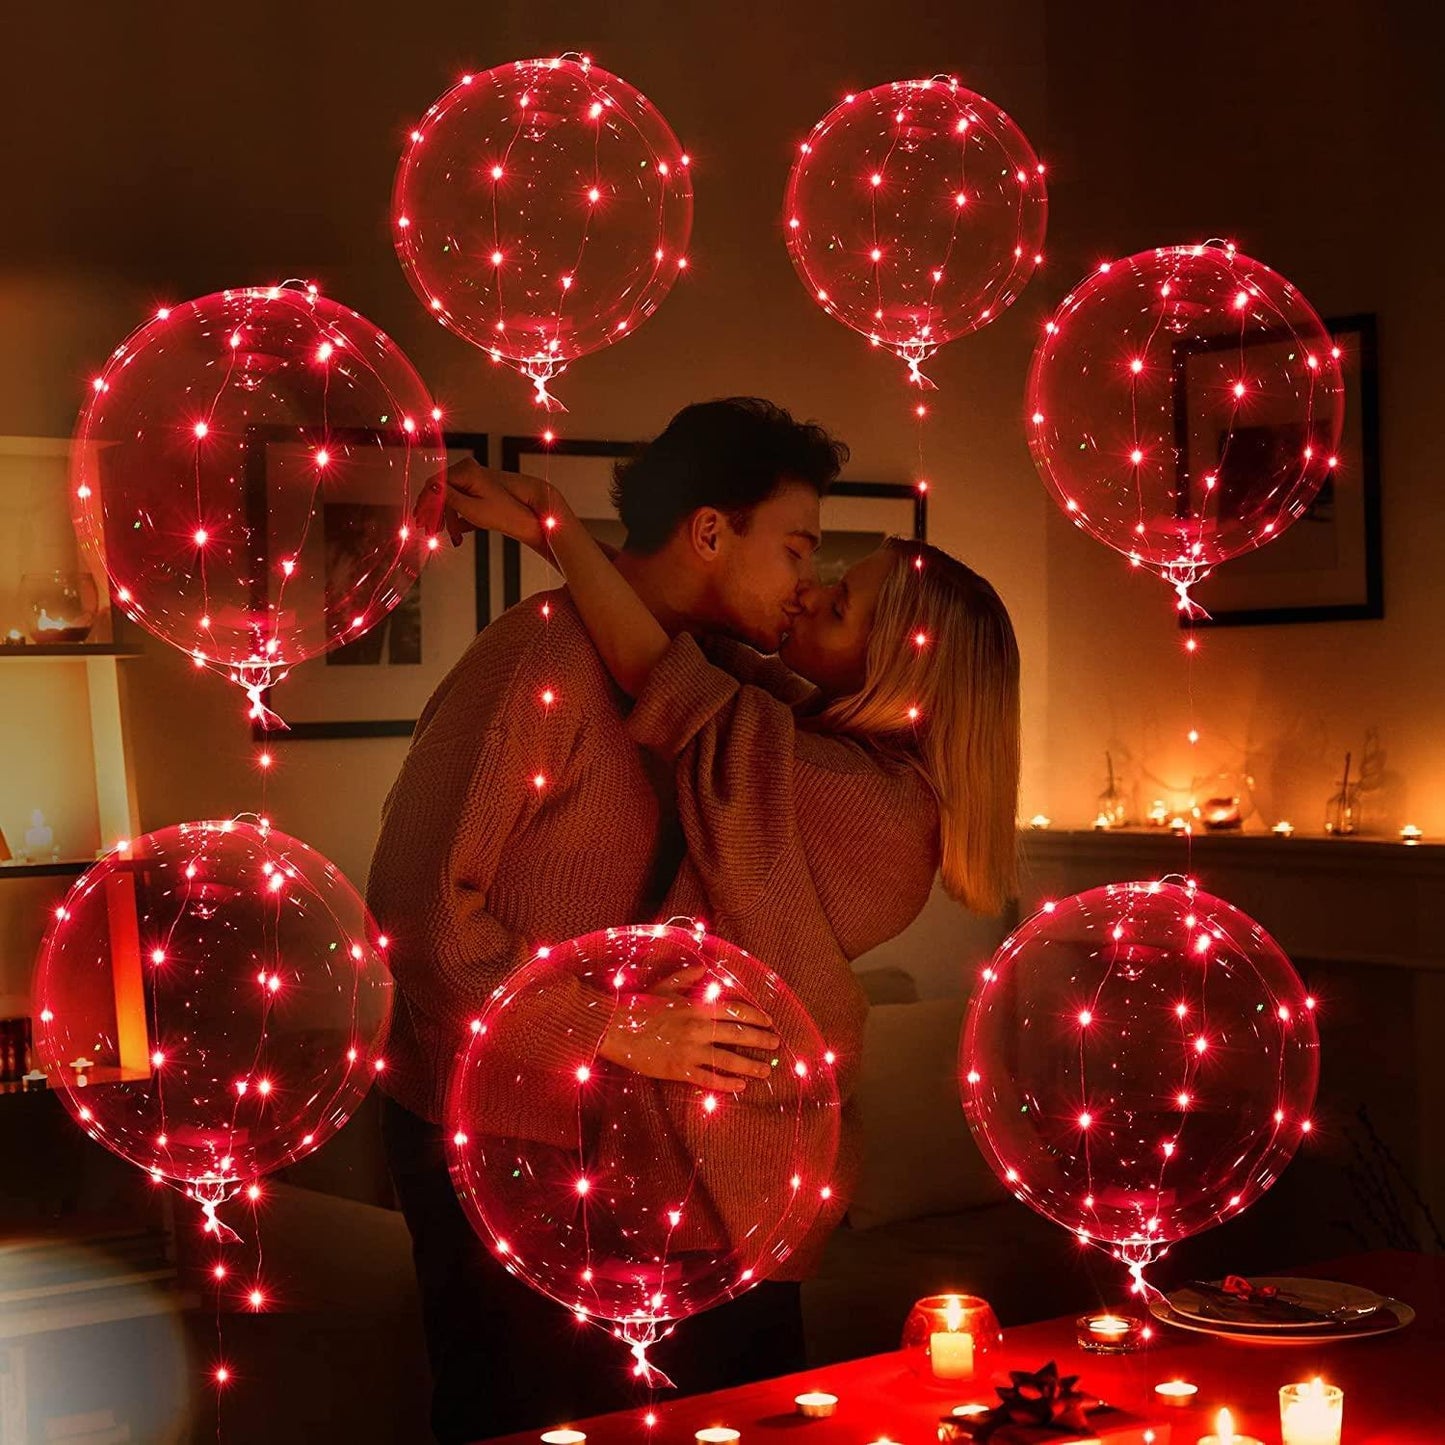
<box><xmin>1178</xmin><ymin>313</ymin><xmax>1382</xmax><ymax>628</ymax></box>
<box><xmin>249</xmin><ymin>430</ymin><xmax>489</xmax><ymax>741</ymax></box>
<box><xmin>500</xmin><ymin>436</ymin><xmax>640</xmax><ymax>608</ymax></box>
<box><xmin>498</xmin><ymin>437</ymin><xmax>928</xmax><ymax>609</ymax></box>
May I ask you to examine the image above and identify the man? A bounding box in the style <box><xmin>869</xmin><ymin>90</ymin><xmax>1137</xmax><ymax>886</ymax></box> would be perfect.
<box><xmin>368</xmin><ymin>397</ymin><xmax>848</xmax><ymax>1443</ymax></box>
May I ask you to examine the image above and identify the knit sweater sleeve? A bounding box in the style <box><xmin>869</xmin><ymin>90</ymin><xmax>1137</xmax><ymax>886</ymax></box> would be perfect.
<box><xmin>699</xmin><ymin>635</ymin><xmax>817</xmax><ymax>706</ymax></box>
<box><xmin>624</xmin><ymin>633</ymin><xmax>802</xmax><ymax>918</ymax></box>
<box><xmin>367</xmin><ymin>645</ymin><xmax>553</xmax><ymax>1038</ymax></box>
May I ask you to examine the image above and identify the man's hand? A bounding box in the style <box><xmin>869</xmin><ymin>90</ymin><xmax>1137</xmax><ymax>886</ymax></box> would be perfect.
<box><xmin>597</xmin><ymin>972</ymin><xmax>780</xmax><ymax>1093</ymax></box>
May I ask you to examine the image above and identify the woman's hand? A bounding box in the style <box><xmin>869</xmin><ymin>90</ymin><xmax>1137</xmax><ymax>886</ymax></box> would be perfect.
<box><xmin>416</xmin><ymin>458</ymin><xmax>561</xmax><ymax>555</ymax></box>
<box><xmin>597</xmin><ymin>972</ymin><xmax>780</xmax><ymax>1093</ymax></box>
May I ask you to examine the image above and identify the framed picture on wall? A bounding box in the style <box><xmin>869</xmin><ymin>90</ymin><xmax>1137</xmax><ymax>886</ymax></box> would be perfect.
<box><xmin>816</xmin><ymin>481</ymin><xmax>928</xmax><ymax>578</ymax></box>
<box><xmin>250</xmin><ymin>431</ymin><xmax>491</xmax><ymax>740</ymax></box>
<box><xmin>499</xmin><ymin>438</ymin><xmax>929</xmax><ymax>608</ymax></box>
<box><xmin>500</xmin><ymin>436</ymin><xmax>640</xmax><ymax>607</ymax></box>
<box><xmin>1180</xmin><ymin>312</ymin><xmax>1382</xmax><ymax>627</ymax></box>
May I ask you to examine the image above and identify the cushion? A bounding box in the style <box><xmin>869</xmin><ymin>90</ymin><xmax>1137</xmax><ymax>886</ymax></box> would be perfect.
<box><xmin>847</xmin><ymin>996</ymin><xmax>1007</xmax><ymax>1230</ymax></box>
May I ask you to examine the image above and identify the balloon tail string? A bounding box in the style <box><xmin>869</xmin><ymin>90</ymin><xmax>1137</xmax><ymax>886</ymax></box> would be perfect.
<box><xmin>531</xmin><ymin>373</ymin><xmax>568</xmax><ymax>413</ymax></box>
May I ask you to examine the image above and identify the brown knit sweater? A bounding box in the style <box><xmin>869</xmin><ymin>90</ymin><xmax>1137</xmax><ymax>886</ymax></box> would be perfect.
<box><xmin>626</xmin><ymin>632</ymin><xmax>941</xmax><ymax>1277</ymax></box>
<box><xmin>367</xmin><ymin>591</ymin><xmax>677</xmax><ymax>1126</ymax></box>
<box><xmin>368</xmin><ymin>599</ymin><xmax>939</xmax><ymax>1286</ymax></box>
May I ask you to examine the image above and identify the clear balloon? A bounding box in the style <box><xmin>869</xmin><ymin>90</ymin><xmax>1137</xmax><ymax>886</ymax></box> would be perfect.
<box><xmin>1026</xmin><ymin>242</ymin><xmax>1345</xmax><ymax>610</ymax></box>
<box><xmin>71</xmin><ymin>284</ymin><xmax>446</xmax><ymax>719</ymax></box>
<box><xmin>784</xmin><ymin>76</ymin><xmax>1047</xmax><ymax>384</ymax></box>
<box><xmin>393</xmin><ymin>55</ymin><xmax>694</xmax><ymax>408</ymax></box>
<box><xmin>961</xmin><ymin>880</ymin><xmax>1319</xmax><ymax>1273</ymax></box>
<box><xmin>33</xmin><ymin>820</ymin><xmax>392</xmax><ymax>1223</ymax></box>
<box><xmin>446</xmin><ymin>922</ymin><xmax>840</xmax><ymax>1376</ymax></box>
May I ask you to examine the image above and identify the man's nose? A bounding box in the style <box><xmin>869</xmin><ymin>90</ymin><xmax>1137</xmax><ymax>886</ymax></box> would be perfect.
<box><xmin>791</xmin><ymin>580</ymin><xmax>818</xmax><ymax>616</ymax></box>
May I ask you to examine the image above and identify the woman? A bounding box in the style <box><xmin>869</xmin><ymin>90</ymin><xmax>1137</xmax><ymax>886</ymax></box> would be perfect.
<box><xmin>440</xmin><ymin>460</ymin><xmax>1021</xmax><ymax>1248</ymax></box>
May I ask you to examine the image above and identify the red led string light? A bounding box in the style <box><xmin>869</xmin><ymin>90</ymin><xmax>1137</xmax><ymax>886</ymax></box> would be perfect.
<box><xmin>71</xmin><ymin>284</ymin><xmax>447</xmax><ymax>725</ymax></box>
<box><xmin>961</xmin><ymin>878</ymin><xmax>1320</xmax><ymax>1294</ymax></box>
<box><xmin>394</xmin><ymin>54</ymin><xmax>694</xmax><ymax>410</ymax></box>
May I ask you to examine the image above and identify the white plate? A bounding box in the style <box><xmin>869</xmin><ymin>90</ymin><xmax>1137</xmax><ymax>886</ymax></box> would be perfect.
<box><xmin>1167</xmin><ymin>1276</ymin><xmax>1388</xmax><ymax>1331</ymax></box>
<box><xmin>1151</xmin><ymin>1290</ymin><xmax>1414</xmax><ymax>1346</ymax></box>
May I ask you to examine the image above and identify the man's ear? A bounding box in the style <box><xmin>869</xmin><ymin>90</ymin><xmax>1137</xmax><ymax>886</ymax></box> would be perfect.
<box><xmin>687</xmin><ymin>507</ymin><xmax>725</xmax><ymax>561</ymax></box>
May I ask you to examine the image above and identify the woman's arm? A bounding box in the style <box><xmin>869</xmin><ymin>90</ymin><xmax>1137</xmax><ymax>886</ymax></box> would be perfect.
<box><xmin>541</xmin><ymin>498</ymin><xmax>670</xmax><ymax>699</ymax></box>
<box><xmin>442</xmin><ymin>460</ymin><xmax>669</xmax><ymax>699</ymax></box>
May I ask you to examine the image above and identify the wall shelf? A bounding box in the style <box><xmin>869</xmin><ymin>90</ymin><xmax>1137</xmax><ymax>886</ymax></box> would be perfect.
<box><xmin>1</xmin><ymin>644</ymin><xmax>143</xmax><ymax>658</ymax></box>
<box><xmin>0</xmin><ymin>859</ymin><xmax>93</xmax><ymax>881</ymax></box>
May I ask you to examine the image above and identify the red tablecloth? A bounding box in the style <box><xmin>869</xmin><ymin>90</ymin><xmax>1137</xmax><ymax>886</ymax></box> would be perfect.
<box><xmin>489</xmin><ymin>1252</ymin><xmax>1444</xmax><ymax>1445</ymax></box>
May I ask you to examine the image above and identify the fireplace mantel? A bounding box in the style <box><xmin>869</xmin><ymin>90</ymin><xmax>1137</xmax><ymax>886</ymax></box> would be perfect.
<box><xmin>1016</xmin><ymin>829</ymin><xmax>1443</xmax><ymax>973</ymax></box>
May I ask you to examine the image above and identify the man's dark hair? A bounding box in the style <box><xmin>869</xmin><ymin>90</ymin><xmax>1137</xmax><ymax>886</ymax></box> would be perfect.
<box><xmin>610</xmin><ymin>397</ymin><xmax>848</xmax><ymax>554</ymax></box>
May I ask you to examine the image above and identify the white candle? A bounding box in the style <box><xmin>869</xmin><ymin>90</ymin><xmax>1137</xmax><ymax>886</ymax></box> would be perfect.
<box><xmin>929</xmin><ymin>1328</ymin><xmax>974</xmax><ymax>1378</ymax></box>
<box><xmin>1197</xmin><ymin>1407</ymin><xmax>1264</xmax><ymax>1445</ymax></box>
<box><xmin>1087</xmin><ymin>1313</ymin><xmax>1130</xmax><ymax>1342</ymax></box>
<box><xmin>1280</xmin><ymin>1379</ymin><xmax>1343</xmax><ymax>1445</ymax></box>
<box><xmin>696</xmin><ymin>1431</ymin><xmax>741</xmax><ymax>1445</ymax></box>
<box><xmin>540</xmin><ymin>1433</ymin><xmax>586</xmax><ymax>1445</ymax></box>
<box><xmin>1155</xmin><ymin>1380</ymin><xmax>1199</xmax><ymax>1407</ymax></box>
<box><xmin>794</xmin><ymin>1392</ymin><xmax>838</xmax><ymax>1420</ymax></box>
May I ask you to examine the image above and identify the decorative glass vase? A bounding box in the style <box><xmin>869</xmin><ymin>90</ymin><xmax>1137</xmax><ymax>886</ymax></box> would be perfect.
<box><xmin>901</xmin><ymin>1293</ymin><xmax>1001</xmax><ymax>1386</ymax></box>
<box><xmin>21</xmin><ymin>571</ymin><xmax>100</xmax><ymax>644</ymax></box>
<box><xmin>1193</xmin><ymin>770</ymin><xmax>1254</xmax><ymax>831</ymax></box>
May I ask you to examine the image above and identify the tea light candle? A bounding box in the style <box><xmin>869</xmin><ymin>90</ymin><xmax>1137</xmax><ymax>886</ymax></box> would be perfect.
<box><xmin>1169</xmin><ymin>815</ymin><xmax>1190</xmax><ymax>834</ymax></box>
<box><xmin>1272</xmin><ymin>820</ymin><xmax>1296</xmax><ymax>836</ymax></box>
<box><xmin>1147</xmin><ymin>799</ymin><xmax>1169</xmax><ymax>827</ymax></box>
<box><xmin>1155</xmin><ymin>1380</ymin><xmax>1199</xmax><ymax>1408</ymax></box>
<box><xmin>950</xmin><ymin>1405</ymin><xmax>990</xmax><ymax>1420</ymax></box>
<box><xmin>541</xmin><ymin>1433</ymin><xmax>587</xmax><ymax>1445</ymax></box>
<box><xmin>794</xmin><ymin>1393</ymin><xmax>838</xmax><ymax>1420</ymax></box>
<box><xmin>1400</xmin><ymin>824</ymin><xmax>1424</xmax><ymax>844</ymax></box>
<box><xmin>696</xmin><ymin>1431</ymin><xmax>741</xmax><ymax>1445</ymax></box>
<box><xmin>1075</xmin><ymin>1311</ymin><xmax>1146</xmax><ymax>1353</ymax></box>
<box><xmin>1280</xmin><ymin>1379</ymin><xmax>1343</xmax><ymax>1445</ymax></box>
<box><xmin>1028</xmin><ymin>814</ymin><xmax>1052</xmax><ymax>829</ymax></box>
<box><xmin>1197</xmin><ymin>1408</ymin><xmax>1264</xmax><ymax>1445</ymax></box>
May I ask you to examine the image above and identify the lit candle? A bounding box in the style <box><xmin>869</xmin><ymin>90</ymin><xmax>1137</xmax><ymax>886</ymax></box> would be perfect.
<box><xmin>541</xmin><ymin>1433</ymin><xmax>587</xmax><ymax>1445</ymax></box>
<box><xmin>1400</xmin><ymin>824</ymin><xmax>1424</xmax><ymax>844</ymax></box>
<box><xmin>1147</xmin><ymin>799</ymin><xmax>1168</xmax><ymax>827</ymax></box>
<box><xmin>1155</xmin><ymin>1381</ymin><xmax>1199</xmax><ymax>1408</ymax></box>
<box><xmin>1169</xmin><ymin>815</ymin><xmax>1189</xmax><ymax>834</ymax></box>
<box><xmin>696</xmin><ymin>1432</ymin><xmax>741</xmax><ymax>1445</ymax></box>
<box><xmin>1279</xmin><ymin>1379</ymin><xmax>1343</xmax><ymax>1445</ymax></box>
<box><xmin>1272</xmin><ymin>820</ymin><xmax>1296</xmax><ymax>836</ymax></box>
<box><xmin>1093</xmin><ymin>812</ymin><xmax>1114</xmax><ymax>830</ymax></box>
<box><xmin>929</xmin><ymin>1296</ymin><xmax>975</xmax><ymax>1379</ymax></box>
<box><xmin>950</xmin><ymin>1405</ymin><xmax>990</xmax><ymax>1420</ymax></box>
<box><xmin>1089</xmin><ymin>1314</ymin><xmax>1130</xmax><ymax>1343</ymax></box>
<box><xmin>1028</xmin><ymin>814</ymin><xmax>1052</xmax><ymax>829</ymax></box>
<box><xmin>1197</xmin><ymin>1407</ymin><xmax>1264</xmax><ymax>1445</ymax></box>
<box><xmin>794</xmin><ymin>1392</ymin><xmax>838</xmax><ymax>1420</ymax></box>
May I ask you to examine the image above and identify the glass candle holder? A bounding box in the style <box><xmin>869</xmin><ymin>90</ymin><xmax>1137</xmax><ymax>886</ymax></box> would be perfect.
<box><xmin>902</xmin><ymin>1294</ymin><xmax>1001</xmax><ymax>1385</ymax></box>
<box><xmin>21</xmin><ymin>571</ymin><xmax>100</xmax><ymax>644</ymax></box>
<box><xmin>1280</xmin><ymin>1380</ymin><xmax>1343</xmax><ymax>1445</ymax></box>
<box><xmin>1074</xmin><ymin>1311</ymin><xmax>1147</xmax><ymax>1354</ymax></box>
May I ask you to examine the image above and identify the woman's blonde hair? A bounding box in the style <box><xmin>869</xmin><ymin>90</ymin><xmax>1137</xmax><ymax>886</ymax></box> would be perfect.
<box><xmin>814</xmin><ymin>538</ymin><xmax>1020</xmax><ymax>914</ymax></box>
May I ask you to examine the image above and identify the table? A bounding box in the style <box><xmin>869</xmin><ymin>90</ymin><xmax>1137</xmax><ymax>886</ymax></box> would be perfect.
<box><xmin>490</xmin><ymin>1252</ymin><xmax>1444</xmax><ymax>1445</ymax></box>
